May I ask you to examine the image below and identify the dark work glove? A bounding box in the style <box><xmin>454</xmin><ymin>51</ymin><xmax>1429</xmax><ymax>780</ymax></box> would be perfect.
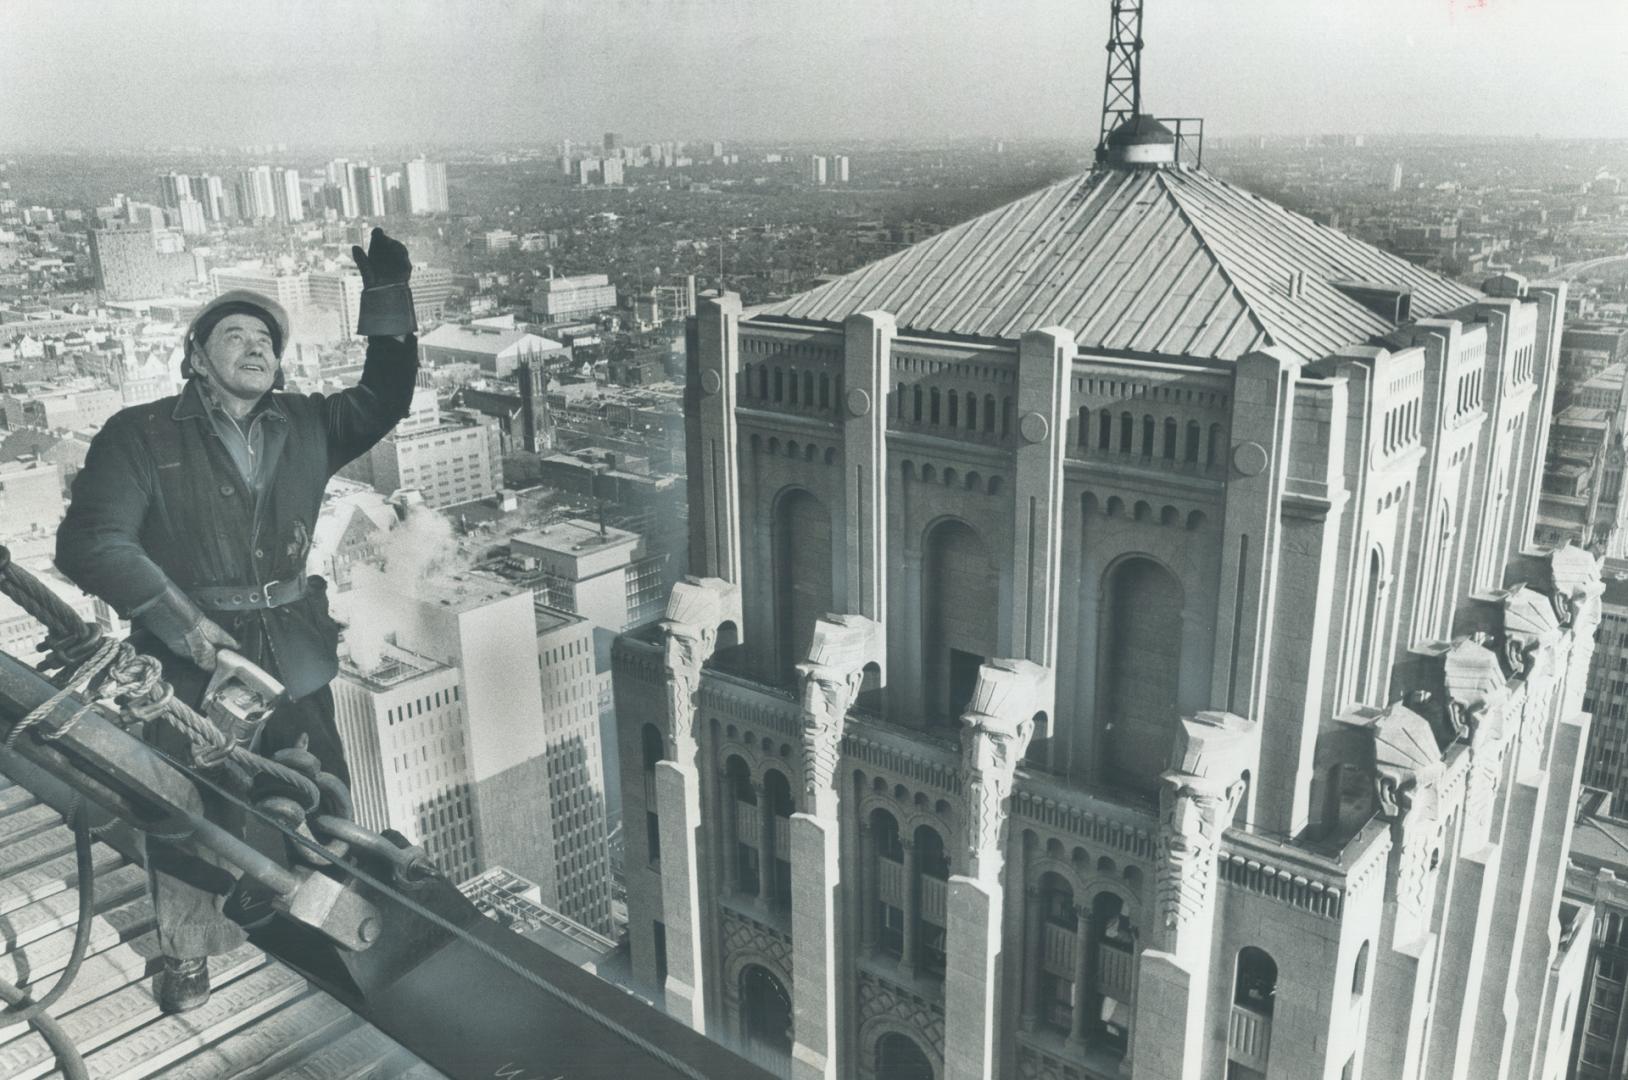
<box><xmin>351</xmin><ymin>226</ymin><xmax>418</xmax><ymax>337</ymax></box>
<box><xmin>137</xmin><ymin>582</ymin><xmax>240</xmax><ymax>671</ymax></box>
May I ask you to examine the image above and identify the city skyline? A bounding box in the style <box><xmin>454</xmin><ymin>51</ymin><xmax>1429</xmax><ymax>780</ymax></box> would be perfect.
<box><xmin>4</xmin><ymin>0</ymin><xmax>1628</xmax><ymax>150</ymax></box>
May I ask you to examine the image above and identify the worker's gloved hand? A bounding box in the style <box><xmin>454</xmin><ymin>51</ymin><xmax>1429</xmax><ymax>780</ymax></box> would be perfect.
<box><xmin>352</xmin><ymin>226</ymin><xmax>418</xmax><ymax>337</ymax></box>
<box><xmin>138</xmin><ymin>583</ymin><xmax>240</xmax><ymax>671</ymax></box>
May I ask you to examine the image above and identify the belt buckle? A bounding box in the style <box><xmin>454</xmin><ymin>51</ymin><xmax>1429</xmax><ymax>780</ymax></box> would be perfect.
<box><xmin>260</xmin><ymin>579</ymin><xmax>282</xmax><ymax>607</ymax></box>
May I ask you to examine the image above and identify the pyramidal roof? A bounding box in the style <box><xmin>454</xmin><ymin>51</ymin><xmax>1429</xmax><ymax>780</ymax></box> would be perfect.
<box><xmin>757</xmin><ymin>166</ymin><xmax>1481</xmax><ymax>363</ymax></box>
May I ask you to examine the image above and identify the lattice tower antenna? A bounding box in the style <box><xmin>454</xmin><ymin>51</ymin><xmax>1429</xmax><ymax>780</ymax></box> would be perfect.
<box><xmin>1098</xmin><ymin>0</ymin><xmax>1146</xmax><ymax>152</ymax></box>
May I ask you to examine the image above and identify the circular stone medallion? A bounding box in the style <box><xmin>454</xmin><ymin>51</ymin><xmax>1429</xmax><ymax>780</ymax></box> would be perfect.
<box><xmin>700</xmin><ymin>369</ymin><xmax>722</xmax><ymax>395</ymax></box>
<box><xmin>1233</xmin><ymin>440</ymin><xmax>1269</xmax><ymax>477</ymax></box>
<box><xmin>846</xmin><ymin>387</ymin><xmax>872</xmax><ymax>417</ymax></box>
<box><xmin>1019</xmin><ymin>412</ymin><xmax>1049</xmax><ymax>444</ymax></box>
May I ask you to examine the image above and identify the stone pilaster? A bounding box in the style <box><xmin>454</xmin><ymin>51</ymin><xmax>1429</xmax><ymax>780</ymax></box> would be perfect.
<box><xmin>790</xmin><ymin>615</ymin><xmax>881</xmax><ymax>1080</ymax></box>
<box><xmin>943</xmin><ymin>660</ymin><xmax>1047</xmax><ymax>1080</ymax></box>
<box><xmin>687</xmin><ymin>294</ymin><xmax>743</xmax><ymax>583</ymax></box>
<box><xmin>839</xmin><ymin>313</ymin><xmax>892</xmax><ymax>652</ymax></box>
<box><xmin>654</xmin><ymin>577</ymin><xmax>741</xmax><ymax>1031</ymax></box>
<box><xmin>1133</xmin><ymin>710</ymin><xmax>1257</xmax><ymax>1080</ymax></box>
<box><xmin>1005</xmin><ymin>328</ymin><xmax>1072</xmax><ymax>676</ymax></box>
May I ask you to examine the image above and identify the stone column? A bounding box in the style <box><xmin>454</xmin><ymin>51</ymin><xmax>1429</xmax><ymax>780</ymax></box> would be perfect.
<box><xmin>1020</xmin><ymin>887</ymin><xmax>1044</xmax><ymax>1032</ymax></box>
<box><xmin>943</xmin><ymin>659</ymin><xmax>1048</xmax><ymax>1080</ymax></box>
<box><xmin>654</xmin><ymin>577</ymin><xmax>741</xmax><ymax>1033</ymax></box>
<box><xmin>791</xmin><ymin>614</ymin><xmax>882</xmax><ymax>1080</ymax></box>
<box><xmin>901</xmin><ymin>839</ymin><xmax>919</xmax><ymax>976</ymax></box>
<box><xmin>720</xmin><ymin>770</ymin><xmax>739</xmax><ymax>892</ymax></box>
<box><xmin>1131</xmin><ymin>711</ymin><xmax>1257</xmax><ymax>1080</ymax></box>
<box><xmin>1067</xmin><ymin>910</ymin><xmax>1094</xmax><ymax>1050</ymax></box>
<box><xmin>756</xmin><ymin>780</ymin><xmax>774</xmax><ymax>910</ymax></box>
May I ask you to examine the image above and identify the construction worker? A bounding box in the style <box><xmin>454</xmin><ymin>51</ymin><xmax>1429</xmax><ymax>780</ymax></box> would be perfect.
<box><xmin>55</xmin><ymin>227</ymin><xmax>419</xmax><ymax>1013</ymax></box>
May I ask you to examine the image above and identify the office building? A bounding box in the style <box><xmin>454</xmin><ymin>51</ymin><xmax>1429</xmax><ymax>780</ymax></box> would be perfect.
<box><xmin>533</xmin><ymin>273</ymin><xmax>618</xmax><ymax>323</ymax></box>
<box><xmin>613</xmin><ymin>116</ymin><xmax>1590</xmax><ymax>1080</ymax></box>
<box><xmin>1536</xmin><ymin>403</ymin><xmax>1628</xmax><ymax>550</ymax></box>
<box><xmin>1563</xmin><ymin>792</ymin><xmax>1628</xmax><ymax>1078</ymax></box>
<box><xmin>603</xmin><ymin>158</ymin><xmax>626</xmax><ymax>186</ymax></box>
<box><xmin>333</xmin><ymin>643</ymin><xmax>479</xmax><ymax>882</ymax></box>
<box><xmin>210</xmin><ymin>265</ymin><xmax>310</xmax><ymax>315</ymax></box>
<box><xmin>0</xmin><ymin>458</ymin><xmax>65</xmax><ymax>543</ymax></box>
<box><xmin>411</xmin><ymin>265</ymin><xmax>457</xmax><ymax>324</ymax></box>
<box><xmin>1390</xmin><ymin>161</ymin><xmax>1404</xmax><ymax>193</ymax></box>
<box><xmin>1</xmin><ymin>382</ymin><xmax>123</xmax><ymax>433</ymax></box>
<box><xmin>342</xmin><ymin>386</ymin><xmax>501</xmax><ymax>508</ymax></box>
<box><xmin>511</xmin><ymin>518</ymin><xmax>669</xmax><ymax>633</ymax></box>
<box><xmin>342</xmin><ymin>569</ymin><xmax>610</xmax><ymax>933</ymax></box>
<box><xmin>309</xmin><ymin>268</ymin><xmax>364</xmax><ymax>338</ymax></box>
<box><xmin>274</xmin><ymin>166</ymin><xmax>304</xmax><ymax>223</ymax></box>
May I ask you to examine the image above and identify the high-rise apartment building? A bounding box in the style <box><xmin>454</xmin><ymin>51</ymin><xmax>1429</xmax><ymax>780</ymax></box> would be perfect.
<box><xmin>333</xmin><ymin>643</ymin><xmax>479</xmax><ymax>882</ymax></box>
<box><xmin>613</xmin><ymin>118</ymin><xmax>1592</xmax><ymax>1080</ymax></box>
<box><xmin>273</xmin><ymin>166</ymin><xmax>304</xmax><ymax>223</ymax></box>
<box><xmin>88</xmin><ymin>226</ymin><xmax>195</xmax><ymax>300</ymax></box>
<box><xmin>834</xmin><ymin>155</ymin><xmax>850</xmax><ymax>184</ymax></box>
<box><xmin>308</xmin><ymin>268</ymin><xmax>363</xmax><ymax>337</ymax></box>
<box><xmin>403</xmin><ymin>158</ymin><xmax>449</xmax><ymax>214</ymax></box>
<box><xmin>809</xmin><ymin>154</ymin><xmax>828</xmax><ymax>185</ymax></box>
<box><xmin>1581</xmin><ymin>576</ymin><xmax>1628</xmax><ymax>807</ymax></box>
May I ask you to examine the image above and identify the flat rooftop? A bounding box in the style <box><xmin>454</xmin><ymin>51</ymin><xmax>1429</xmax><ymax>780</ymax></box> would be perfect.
<box><xmin>513</xmin><ymin>518</ymin><xmax>638</xmax><ymax>555</ymax></box>
<box><xmin>339</xmin><ymin>643</ymin><xmax>452</xmax><ymax>691</ymax></box>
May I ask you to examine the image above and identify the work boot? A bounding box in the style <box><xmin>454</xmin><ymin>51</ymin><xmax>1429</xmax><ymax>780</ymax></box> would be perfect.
<box><xmin>154</xmin><ymin>956</ymin><xmax>210</xmax><ymax>1013</ymax></box>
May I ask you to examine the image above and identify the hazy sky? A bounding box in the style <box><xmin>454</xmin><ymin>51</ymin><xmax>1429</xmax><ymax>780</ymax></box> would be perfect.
<box><xmin>4</xmin><ymin>0</ymin><xmax>1626</xmax><ymax>148</ymax></box>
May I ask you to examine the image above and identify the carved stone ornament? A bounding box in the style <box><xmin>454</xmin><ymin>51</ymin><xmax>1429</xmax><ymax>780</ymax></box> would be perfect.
<box><xmin>1152</xmin><ymin>711</ymin><xmax>1256</xmax><ymax>938</ymax></box>
<box><xmin>1549</xmin><ymin>541</ymin><xmax>1605</xmax><ymax>629</ymax></box>
<box><xmin>956</xmin><ymin>658</ymin><xmax>1048</xmax><ymax>877</ymax></box>
<box><xmin>661</xmin><ymin>620</ymin><xmax>713</xmax><ymax>755</ymax></box>
<box><xmin>798</xmin><ymin>664</ymin><xmax>863</xmax><ymax>797</ymax></box>
<box><xmin>1368</xmin><ymin>702</ymin><xmax>1447</xmax><ymax>925</ymax></box>
<box><xmin>1501</xmin><ymin>586</ymin><xmax>1562</xmax><ymax>679</ymax></box>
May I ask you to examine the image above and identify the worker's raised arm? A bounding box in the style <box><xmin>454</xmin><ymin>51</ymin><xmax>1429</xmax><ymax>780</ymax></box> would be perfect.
<box><xmin>321</xmin><ymin>226</ymin><xmax>420</xmax><ymax>473</ymax></box>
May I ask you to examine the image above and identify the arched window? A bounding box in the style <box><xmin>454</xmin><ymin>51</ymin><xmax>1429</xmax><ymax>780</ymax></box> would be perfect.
<box><xmin>1089</xmin><ymin>891</ymin><xmax>1135</xmax><ymax>1050</ymax></box>
<box><xmin>1234</xmin><ymin>946</ymin><xmax>1278</xmax><ymax>1016</ymax></box>
<box><xmin>774</xmin><ymin>490</ymin><xmax>832</xmax><ymax>684</ymax></box>
<box><xmin>764</xmin><ymin>770</ymin><xmax>794</xmax><ymax>911</ymax></box>
<box><xmin>725</xmin><ymin>757</ymin><xmax>758</xmax><ymax>895</ymax></box>
<box><xmin>872</xmin><ymin>809</ymin><xmax>905</xmax><ymax>959</ymax></box>
<box><xmin>1119</xmin><ymin>412</ymin><xmax>1134</xmax><ymax>453</ymax></box>
<box><xmin>739</xmin><ymin>965</ymin><xmax>793</xmax><ymax>1063</ymax></box>
<box><xmin>913</xmin><ymin>386</ymin><xmax>923</xmax><ymax>424</ymax></box>
<box><xmin>948</xmin><ymin>390</ymin><xmax>960</xmax><ymax>428</ymax></box>
<box><xmin>819</xmin><ymin>372</ymin><xmax>831</xmax><ymax>409</ymax></box>
<box><xmin>803</xmin><ymin>370</ymin><xmax>815</xmax><ymax>405</ymax></box>
<box><xmin>875</xmin><ymin>1032</ymin><xmax>934</xmax><ymax>1080</ymax></box>
<box><xmin>1078</xmin><ymin>406</ymin><xmax>1090</xmax><ymax>447</ymax></box>
<box><xmin>1185</xmin><ymin>420</ymin><xmax>1201</xmax><ymax>462</ymax></box>
<box><xmin>1099</xmin><ymin>557</ymin><xmax>1184</xmax><ymax>797</ymax></box>
<box><xmin>915</xmin><ymin>827</ymin><xmax>950</xmax><ymax>978</ymax></box>
<box><xmin>789</xmin><ymin>368</ymin><xmax>800</xmax><ymax>405</ymax></box>
<box><xmin>1036</xmin><ymin>872</ymin><xmax>1077</xmax><ymax>1033</ymax></box>
<box><xmin>896</xmin><ymin>382</ymin><xmax>906</xmax><ymax>419</ymax></box>
<box><xmin>757</xmin><ymin>366</ymin><xmax>768</xmax><ymax>399</ymax></box>
<box><xmin>1099</xmin><ymin>408</ymin><xmax>1113</xmax><ymax>450</ymax></box>
<box><xmin>1208</xmin><ymin>423</ymin><xmax>1223</xmax><ymax>466</ymax></box>
<box><xmin>1163</xmin><ymin>417</ymin><xmax>1178</xmax><ymax>458</ymax></box>
<box><xmin>1352</xmin><ymin>940</ymin><xmax>1370</xmax><ymax>998</ymax></box>
<box><xmin>773</xmin><ymin>367</ymin><xmax>784</xmax><ymax>402</ymax></box>
<box><xmin>930</xmin><ymin>387</ymin><xmax>941</xmax><ymax>426</ymax></box>
<box><xmin>966</xmin><ymin>393</ymin><xmax>979</xmax><ymax>431</ymax></box>
<box><xmin>1003</xmin><ymin>397</ymin><xmax>1015</xmax><ymax>438</ymax></box>
<box><xmin>923</xmin><ymin>520</ymin><xmax>997</xmax><ymax>726</ymax></box>
<box><xmin>984</xmin><ymin>394</ymin><xmax>997</xmax><ymax>433</ymax></box>
<box><xmin>1141</xmin><ymin>415</ymin><xmax>1155</xmax><ymax>457</ymax></box>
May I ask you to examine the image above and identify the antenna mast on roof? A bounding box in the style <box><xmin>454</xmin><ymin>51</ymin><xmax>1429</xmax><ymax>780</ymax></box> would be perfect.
<box><xmin>1098</xmin><ymin>0</ymin><xmax>1145</xmax><ymax>153</ymax></box>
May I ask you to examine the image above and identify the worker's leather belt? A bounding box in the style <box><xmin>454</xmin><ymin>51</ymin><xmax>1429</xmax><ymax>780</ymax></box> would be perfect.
<box><xmin>190</xmin><ymin>578</ymin><xmax>307</xmax><ymax>612</ymax></box>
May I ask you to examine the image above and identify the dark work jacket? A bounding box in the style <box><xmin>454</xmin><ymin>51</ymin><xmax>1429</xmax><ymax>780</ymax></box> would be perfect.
<box><xmin>56</xmin><ymin>335</ymin><xmax>418</xmax><ymax>703</ymax></box>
